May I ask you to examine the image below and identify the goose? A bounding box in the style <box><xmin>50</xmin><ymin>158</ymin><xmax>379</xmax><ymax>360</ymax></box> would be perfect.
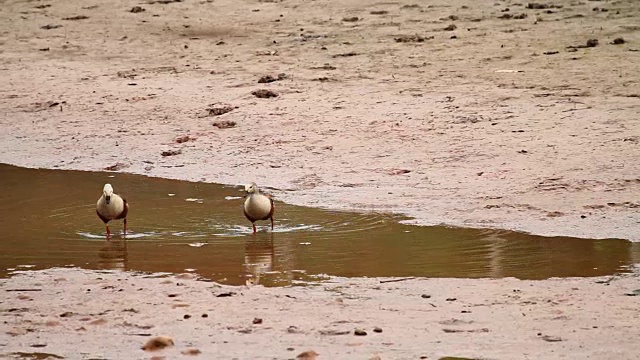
<box><xmin>96</xmin><ymin>184</ymin><xmax>129</xmax><ymax>238</ymax></box>
<box><xmin>243</xmin><ymin>182</ymin><xmax>274</xmax><ymax>234</ymax></box>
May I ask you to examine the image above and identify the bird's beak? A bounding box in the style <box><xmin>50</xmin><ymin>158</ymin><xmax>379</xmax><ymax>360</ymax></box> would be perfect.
<box><xmin>105</xmin><ymin>195</ymin><xmax>111</xmax><ymax>204</ymax></box>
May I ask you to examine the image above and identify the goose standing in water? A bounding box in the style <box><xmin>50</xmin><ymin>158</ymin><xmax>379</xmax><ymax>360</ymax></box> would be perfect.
<box><xmin>96</xmin><ymin>184</ymin><xmax>129</xmax><ymax>238</ymax></box>
<box><xmin>243</xmin><ymin>182</ymin><xmax>275</xmax><ymax>234</ymax></box>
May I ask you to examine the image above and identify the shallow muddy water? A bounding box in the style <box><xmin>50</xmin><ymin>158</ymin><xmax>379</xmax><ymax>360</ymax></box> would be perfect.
<box><xmin>1</xmin><ymin>164</ymin><xmax>638</xmax><ymax>286</ymax></box>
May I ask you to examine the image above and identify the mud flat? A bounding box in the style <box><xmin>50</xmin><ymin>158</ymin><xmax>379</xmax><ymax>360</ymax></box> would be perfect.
<box><xmin>0</xmin><ymin>0</ymin><xmax>639</xmax><ymax>240</ymax></box>
<box><xmin>2</xmin><ymin>268</ymin><xmax>640</xmax><ymax>359</ymax></box>
<box><xmin>1</xmin><ymin>0</ymin><xmax>640</xmax><ymax>358</ymax></box>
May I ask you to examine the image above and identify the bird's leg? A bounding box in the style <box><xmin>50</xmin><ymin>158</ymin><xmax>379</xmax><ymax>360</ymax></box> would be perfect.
<box><xmin>270</xmin><ymin>217</ymin><xmax>274</xmax><ymax>230</ymax></box>
<box><xmin>123</xmin><ymin>218</ymin><xmax>127</xmax><ymax>235</ymax></box>
<box><xmin>106</xmin><ymin>225</ymin><xmax>111</xmax><ymax>239</ymax></box>
<box><xmin>252</xmin><ymin>223</ymin><xmax>257</xmax><ymax>234</ymax></box>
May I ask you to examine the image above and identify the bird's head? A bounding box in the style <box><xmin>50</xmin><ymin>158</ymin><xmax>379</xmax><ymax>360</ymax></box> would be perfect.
<box><xmin>244</xmin><ymin>182</ymin><xmax>258</xmax><ymax>194</ymax></box>
<box><xmin>103</xmin><ymin>184</ymin><xmax>114</xmax><ymax>204</ymax></box>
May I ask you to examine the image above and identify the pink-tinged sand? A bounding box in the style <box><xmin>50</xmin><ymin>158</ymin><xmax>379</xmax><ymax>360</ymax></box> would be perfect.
<box><xmin>0</xmin><ymin>0</ymin><xmax>638</xmax><ymax>240</ymax></box>
<box><xmin>1</xmin><ymin>0</ymin><xmax>640</xmax><ymax>358</ymax></box>
<box><xmin>2</xmin><ymin>268</ymin><xmax>640</xmax><ymax>359</ymax></box>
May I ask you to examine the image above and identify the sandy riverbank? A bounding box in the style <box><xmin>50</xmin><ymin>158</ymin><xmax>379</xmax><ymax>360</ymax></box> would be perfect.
<box><xmin>1</xmin><ymin>0</ymin><xmax>640</xmax><ymax>358</ymax></box>
<box><xmin>2</xmin><ymin>267</ymin><xmax>640</xmax><ymax>359</ymax></box>
<box><xmin>0</xmin><ymin>0</ymin><xmax>639</xmax><ymax>240</ymax></box>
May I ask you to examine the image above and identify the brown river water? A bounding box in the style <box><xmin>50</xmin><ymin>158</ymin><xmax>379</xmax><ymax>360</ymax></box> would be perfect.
<box><xmin>1</xmin><ymin>164</ymin><xmax>638</xmax><ymax>286</ymax></box>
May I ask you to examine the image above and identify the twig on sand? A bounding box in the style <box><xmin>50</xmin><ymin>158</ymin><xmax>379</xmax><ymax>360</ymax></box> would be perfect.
<box><xmin>562</xmin><ymin>106</ymin><xmax>591</xmax><ymax>113</ymax></box>
<box><xmin>6</xmin><ymin>289</ymin><xmax>42</xmax><ymax>292</ymax></box>
<box><xmin>380</xmin><ymin>277</ymin><xmax>416</xmax><ymax>284</ymax></box>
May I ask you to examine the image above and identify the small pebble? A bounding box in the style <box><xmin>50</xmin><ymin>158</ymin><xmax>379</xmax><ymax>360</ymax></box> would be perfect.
<box><xmin>183</xmin><ymin>314</ymin><xmax>191</xmax><ymax>319</ymax></box>
<box><xmin>253</xmin><ymin>317</ymin><xmax>263</xmax><ymax>324</ymax></box>
<box><xmin>354</xmin><ymin>329</ymin><xmax>367</xmax><ymax>336</ymax></box>
<box><xmin>181</xmin><ymin>348</ymin><xmax>201</xmax><ymax>355</ymax></box>
<box><xmin>541</xmin><ymin>334</ymin><xmax>563</xmax><ymax>342</ymax></box>
<box><xmin>586</xmin><ymin>39</ymin><xmax>599</xmax><ymax>47</ymax></box>
<box><xmin>297</xmin><ymin>350</ymin><xmax>319</xmax><ymax>359</ymax></box>
<box><xmin>142</xmin><ymin>336</ymin><xmax>174</xmax><ymax>351</ymax></box>
<box><xmin>373</xmin><ymin>327</ymin><xmax>383</xmax><ymax>333</ymax></box>
<box><xmin>251</xmin><ymin>89</ymin><xmax>278</xmax><ymax>98</ymax></box>
<box><xmin>612</xmin><ymin>37</ymin><xmax>625</xmax><ymax>45</ymax></box>
<box><xmin>287</xmin><ymin>325</ymin><xmax>301</xmax><ymax>333</ymax></box>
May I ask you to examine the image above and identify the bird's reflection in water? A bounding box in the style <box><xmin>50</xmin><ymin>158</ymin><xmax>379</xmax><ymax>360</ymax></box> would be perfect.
<box><xmin>98</xmin><ymin>238</ymin><xmax>128</xmax><ymax>271</ymax></box>
<box><xmin>243</xmin><ymin>233</ymin><xmax>276</xmax><ymax>286</ymax></box>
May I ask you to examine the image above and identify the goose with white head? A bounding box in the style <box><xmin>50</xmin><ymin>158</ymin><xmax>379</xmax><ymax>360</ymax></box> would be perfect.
<box><xmin>96</xmin><ymin>183</ymin><xmax>129</xmax><ymax>238</ymax></box>
<box><xmin>243</xmin><ymin>182</ymin><xmax>275</xmax><ymax>234</ymax></box>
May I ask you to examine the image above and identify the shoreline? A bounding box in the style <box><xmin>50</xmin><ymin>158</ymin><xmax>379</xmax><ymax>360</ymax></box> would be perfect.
<box><xmin>1</xmin><ymin>157</ymin><xmax>638</xmax><ymax>242</ymax></box>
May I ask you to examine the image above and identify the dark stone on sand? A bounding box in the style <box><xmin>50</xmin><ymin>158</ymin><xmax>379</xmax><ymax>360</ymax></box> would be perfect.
<box><xmin>62</xmin><ymin>15</ymin><xmax>89</xmax><ymax>21</ymax></box>
<box><xmin>394</xmin><ymin>34</ymin><xmax>433</xmax><ymax>43</ymax></box>
<box><xmin>161</xmin><ymin>149</ymin><xmax>182</xmax><ymax>156</ymax></box>
<box><xmin>258</xmin><ymin>73</ymin><xmax>287</xmax><ymax>83</ymax></box>
<box><xmin>541</xmin><ymin>334</ymin><xmax>563</xmax><ymax>342</ymax></box>
<box><xmin>212</xmin><ymin>120</ymin><xmax>236</xmax><ymax>129</ymax></box>
<box><xmin>251</xmin><ymin>89</ymin><xmax>278</xmax><ymax>98</ymax></box>
<box><xmin>586</xmin><ymin>39</ymin><xmax>599</xmax><ymax>47</ymax></box>
<box><xmin>207</xmin><ymin>105</ymin><xmax>235</xmax><ymax>116</ymax></box>
<box><xmin>142</xmin><ymin>336</ymin><xmax>174</xmax><ymax>351</ymax></box>
<box><xmin>41</xmin><ymin>24</ymin><xmax>63</xmax><ymax>30</ymax></box>
<box><xmin>527</xmin><ymin>2</ymin><xmax>549</xmax><ymax>9</ymax></box>
<box><xmin>612</xmin><ymin>37</ymin><xmax>625</xmax><ymax>45</ymax></box>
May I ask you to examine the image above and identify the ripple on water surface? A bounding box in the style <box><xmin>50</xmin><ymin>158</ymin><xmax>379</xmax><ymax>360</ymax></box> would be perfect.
<box><xmin>1</xmin><ymin>164</ymin><xmax>639</xmax><ymax>286</ymax></box>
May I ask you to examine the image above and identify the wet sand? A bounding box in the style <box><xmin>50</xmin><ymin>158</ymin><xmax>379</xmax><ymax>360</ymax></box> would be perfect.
<box><xmin>0</xmin><ymin>0</ymin><xmax>638</xmax><ymax>240</ymax></box>
<box><xmin>1</xmin><ymin>0</ymin><xmax>640</xmax><ymax>358</ymax></box>
<box><xmin>2</xmin><ymin>268</ymin><xmax>640</xmax><ymax>359</ymax></box>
